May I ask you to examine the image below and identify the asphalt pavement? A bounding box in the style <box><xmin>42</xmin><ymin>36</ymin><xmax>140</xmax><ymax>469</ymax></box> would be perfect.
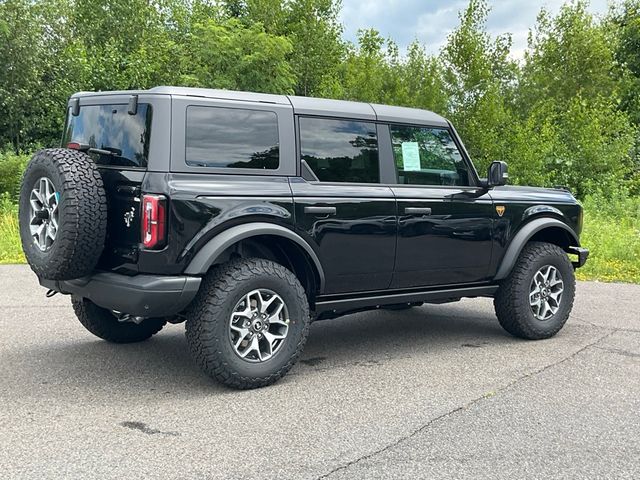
<box><xmin>1</xmin><ymin>264</ymin><xmax>638</xmax><ymax>479</ymax></box>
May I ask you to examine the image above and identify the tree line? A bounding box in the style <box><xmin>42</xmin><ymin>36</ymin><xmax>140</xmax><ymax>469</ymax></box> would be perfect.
<box><xmin>1</xmin><ymin>0</ymin><xmax>639</xmax><ymax>198</ymax></box>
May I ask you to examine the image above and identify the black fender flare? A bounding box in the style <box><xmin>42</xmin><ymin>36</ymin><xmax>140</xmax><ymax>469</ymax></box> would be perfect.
<box><xmin>494</xmin><ymin>217</ymin><xmax>580</xmax><ymax>280</ymax></box>
<box><xmin>184</xmin><ymin>222</ymin><xmax>326</xmax><ymax>292</ymax></box>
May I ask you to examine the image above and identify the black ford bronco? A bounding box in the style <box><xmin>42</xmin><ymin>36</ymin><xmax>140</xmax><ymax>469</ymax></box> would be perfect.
<box><xmin>19</xmin><ymin>87</ymin><xmax>589</xmax><ymax>389</ymax></box>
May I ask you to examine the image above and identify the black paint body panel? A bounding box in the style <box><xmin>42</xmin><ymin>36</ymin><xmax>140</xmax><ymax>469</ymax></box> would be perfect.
<box><xmin>391</xmin><ymin>186</ymin><xmax>494</xmax><ymax>287</ymax></box>
<box><xmin>289</xmin><ymin>178</ymin><xmax>396</xmax><ymax>294</ymax></box>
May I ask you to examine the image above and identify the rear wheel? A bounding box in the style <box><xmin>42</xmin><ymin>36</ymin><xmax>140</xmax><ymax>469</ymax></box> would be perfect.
<box><xmin>72</xmin><ymin>297</ymin><xmax>166</xmax><ymax>343</ymax></box>
<box><xmin>494</xmin><ymin>241</ymin><xmax>575</xmax><ymax>340</ymax></box>
<box><xmin>186</xmin><ymin>258</ymin><xmax>310</xmax><ymax>389</ymax></box>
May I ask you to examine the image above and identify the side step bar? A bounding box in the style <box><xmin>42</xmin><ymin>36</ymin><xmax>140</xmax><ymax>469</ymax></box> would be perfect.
<box><xmin>315</xmin><ymin>285</ymin><xmax>498</xmax><ymax>317</ymax></box>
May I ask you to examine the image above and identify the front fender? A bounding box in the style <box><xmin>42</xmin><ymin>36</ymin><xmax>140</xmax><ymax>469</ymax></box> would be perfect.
<box><xmin>494</xmin><ymin>217</ymin><xmax>580</xmax><ymax>280</ymax></box>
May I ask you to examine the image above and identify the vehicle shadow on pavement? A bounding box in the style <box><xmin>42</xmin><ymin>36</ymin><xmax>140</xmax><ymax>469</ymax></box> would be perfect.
<box><xmin>300</xmin><ymin>302</ymin><xmax>509</xmax><ymax>369</ymax></box>
<box><xmin>13</xmin><ymin>301</ymin><xmax>510</xmax><ymax>395</ymax></box>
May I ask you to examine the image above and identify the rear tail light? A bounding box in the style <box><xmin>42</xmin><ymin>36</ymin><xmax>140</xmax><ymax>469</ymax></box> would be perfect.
<box><xmin>141</xmin><ymin>194</ymin><xmax>166</xmax><ymax>249</ymax></box>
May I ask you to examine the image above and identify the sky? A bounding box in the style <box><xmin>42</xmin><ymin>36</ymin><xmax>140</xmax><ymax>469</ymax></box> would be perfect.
<box><xmin>339</xmin><ymin>0</ymin><xmax>611</xmax><ymax>59</ymax></box>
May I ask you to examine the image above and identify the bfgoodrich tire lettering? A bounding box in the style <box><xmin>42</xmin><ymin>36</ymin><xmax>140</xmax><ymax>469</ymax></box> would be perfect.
<box><xmin>494</xmin><ymin>241</ymin><xmax>576</xmax><ymax>340</ymax></box>
<box><xmin>19</xmin><ymin>148</ymin><xmax>107</xmax><ymax>280</ymax></box>
<box><xmin>186</xmin><ymin>258</ymin><xmax>310</xmax><ymax>389</ymax></box>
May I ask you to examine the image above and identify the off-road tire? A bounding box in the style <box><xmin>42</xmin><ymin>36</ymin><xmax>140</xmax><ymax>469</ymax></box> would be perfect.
<box><xmin>494</xmin><ymin>241</ymin><xmax>575</xmax><ymax>340</ymax></box>
<box><xmin>72</xmin><ymin>297</ymin><xmax>166</xmax><ymax>343</ymax></box>
<box><xmin>186</xmin><ymin>258</ymin><xmax>310</xmax><ymax>389</ymax></box>
<box><xmin>19</xmin><ymin>148</ymin><xmax>107</xmax><ymax>280</ymax></box>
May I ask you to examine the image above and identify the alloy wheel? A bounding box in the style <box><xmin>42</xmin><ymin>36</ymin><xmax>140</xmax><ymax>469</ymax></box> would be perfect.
<box><xmin>29</xmin><ymin>177</ymin><xmax>59</xmax><ymax>252</ymax></box>
<box><xmin>228</xmin><ymin>289</ymin><xmax>290</xmax><ymax>362</ymax></box>
<box><xmin>529</xmin><ymin>264</ymin><xmax>564</xmax><ymax>321</ymax></box>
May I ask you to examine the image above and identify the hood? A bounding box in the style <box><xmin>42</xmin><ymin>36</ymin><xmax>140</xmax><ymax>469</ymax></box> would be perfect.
<box><xmin>489</xmin><ymin>185</ymin><xmax>578</xmax><ymax>204</ymax></box>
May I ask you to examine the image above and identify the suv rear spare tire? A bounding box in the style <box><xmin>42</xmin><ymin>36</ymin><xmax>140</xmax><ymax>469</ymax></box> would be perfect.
<box><xmin>19</xmin><ymin>148</ymin><xmax>107</xmax><ymax>280</ymax></box>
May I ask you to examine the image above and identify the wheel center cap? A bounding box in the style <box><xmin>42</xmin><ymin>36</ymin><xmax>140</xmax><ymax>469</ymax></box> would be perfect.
<box><xmin>252</xmin><ymin>319</ymin><xmax>263</xmax><ymax>331</ymax></box>
<box><xmin>35</xmin><ymin>209</ymin><xmax>49</xmax><ymax>220</ymax></box>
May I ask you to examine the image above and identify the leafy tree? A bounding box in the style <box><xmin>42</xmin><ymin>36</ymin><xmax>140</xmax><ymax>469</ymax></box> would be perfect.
<box><xmin>0</xmin><ymin>0</ymin><xmax>639</xmax><ymax>199</ymax></box>
<box><xmin>221</xmin><ymin>0</ymin><xmax>345</xmax><ymax>96</ymax></box>
<box><xmin>399</xmin><ymin>42</ymin><xmax>448</xmax><ymax>114</ymax></box>
<box><xmin>610</xmin><ymin>0</ymin><xmax>640</xmax><ymax>126</ymax></box>
<box><xmin>516</xmin><ymin>1</ymin><xmax>637</xmax><ymax>195</ymax></box>
<box><xmin>0</xmin><ymin>0</ymin><xmax>44</xmax><ymax>152</ymax></box>
<box><xmin>70</xmin><ymin>0</ymin><xmax>184</xmax><ymax>90</ymax></box>
<box><xmin>0</xmin><ymin>0</ymin><xmax>85</xmax><ymax>151</ymax></box>
<box><xmin>179</xmin><ymin>18</ymin><xmax>296</xmax><ymax>93</ymax></box>
<box><xmin>333</xmin><ymin>29</ymin><xmax>387</xmax><ymax>102</ymax></box>
<box><xmin>520</xmin><ymin>1</ymin><xmax>618</xmax><ymax>111</ymax></box>
<box><xmin>440</xmin><ymin>0</ymin><xmax>517</xmax><ymax>174</ymax></box>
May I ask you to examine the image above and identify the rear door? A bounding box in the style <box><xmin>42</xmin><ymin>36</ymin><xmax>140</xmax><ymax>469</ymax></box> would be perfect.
<box><xmin>383</xmin><ymin>123</ymin><xmax>494</xmax><ymax>288</ymax></box>
<box><xmin>63</xmin><ymin>94</ymin><xmax>170</xmax><ymax>272</ymax></box>
<box><xmin>291</xmin><ymin>117</ymin><xmax>396</xmax><ymax>294</ymax></box>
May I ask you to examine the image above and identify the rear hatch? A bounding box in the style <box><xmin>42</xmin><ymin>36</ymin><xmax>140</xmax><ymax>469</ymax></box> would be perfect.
<box><xmin>63</xmin><ymin>101</ymin><xmax>153</xmax><ymax>272</ymax></box>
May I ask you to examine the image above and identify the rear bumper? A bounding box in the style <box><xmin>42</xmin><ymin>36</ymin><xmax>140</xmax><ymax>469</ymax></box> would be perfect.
<box><xmin>568</xmin><ymin>246</ymin><xmax>589</xmax><ymax>268</ymax></box>
<box><xmin>40</xmin><ymin>272</ymin><xmax>201</xmax><ymax>317</ymax></box>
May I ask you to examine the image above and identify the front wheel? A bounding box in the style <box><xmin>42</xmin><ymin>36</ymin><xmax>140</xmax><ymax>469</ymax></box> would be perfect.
<box><xmin>494</xmin><ymin>241</ymin><xmax>576</xmax><ymax>340</ymax></box>
<box><xmin>186</xmin><ymin>258</ymin><xmax>310</xmax><ymax>389</ymax></box>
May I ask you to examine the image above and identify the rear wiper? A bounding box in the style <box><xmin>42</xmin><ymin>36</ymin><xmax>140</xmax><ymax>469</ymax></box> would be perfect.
<box><xmin>67</xmin><ymin>142</ymin><xmax>122</xmax><ymax>157</ymax></box>
<box><xmin>88</xmin><ymin>147</ymin><xmax>122</xmax><ymax>157</ymax></box>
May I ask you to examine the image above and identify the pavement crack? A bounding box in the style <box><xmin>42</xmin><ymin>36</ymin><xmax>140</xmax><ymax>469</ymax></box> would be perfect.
<box><xmin>315</xmin><ymin>330</ymin><xmax>616</xmax><ymax>480</ymax></box>
<box><xmin>593</xmin><ymin>346</ymin><xmax>640</xmax><ymax>358</ymax></box>
<box><xmin>120</xmin><ymin>421</ymin><xmax>180</xmax><ymax>437</ymax></box>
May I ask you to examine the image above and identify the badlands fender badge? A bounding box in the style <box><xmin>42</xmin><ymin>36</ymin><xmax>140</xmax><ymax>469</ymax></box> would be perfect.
<box><xmin>495</xmin><ymin>205</ymin><xmax>506</xmax><ymax>217</ymax></box>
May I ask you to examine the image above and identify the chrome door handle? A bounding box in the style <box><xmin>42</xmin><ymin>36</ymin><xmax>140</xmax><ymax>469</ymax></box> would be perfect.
<box><xmin>404</xmin><ymin>207</ymin><xmax>432</xmax><ymax>215</ymax></box>
<box><xmin>304</xmin><ymin>206</ymin><xmax>337</xmax><ymax>215</ymax></box>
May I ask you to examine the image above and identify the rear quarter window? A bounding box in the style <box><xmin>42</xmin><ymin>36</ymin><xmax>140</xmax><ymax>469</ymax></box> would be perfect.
<box><xmin>185</xmin><ymin>106</ymin><xmax>280</xmax><ymax>169</ymax></box>
<box><xmin>63</xmin><ymin>103</ymin><xmax>152</xmax><ymax>168</ymax></box>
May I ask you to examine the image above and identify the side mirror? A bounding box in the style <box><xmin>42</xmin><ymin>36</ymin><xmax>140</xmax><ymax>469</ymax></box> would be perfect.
<box><xmin>488</xmin><ymin>161</ymin><xmax>508</xmax><ymax>187</ymax></box>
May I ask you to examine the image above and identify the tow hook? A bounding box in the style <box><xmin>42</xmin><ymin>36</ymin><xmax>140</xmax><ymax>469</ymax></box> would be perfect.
<box><xmin>45</xmin><ymin>289</ymin><xmax>58</xmax><ymax>298</ymax></box>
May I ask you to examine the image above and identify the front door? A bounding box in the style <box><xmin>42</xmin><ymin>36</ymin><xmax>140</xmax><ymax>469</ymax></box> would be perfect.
<box><xmin>385</xmin><ymin>124</ymin><xmax>494</xmax><ymax>288</ymax></box>
<box><xmin>291</xmin><ymin>116</ymin><xmax>396</xmax><ymax>294</ymax></box>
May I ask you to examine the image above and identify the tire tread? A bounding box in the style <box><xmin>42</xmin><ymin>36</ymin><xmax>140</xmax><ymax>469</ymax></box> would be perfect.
<box><xmin>494</xmin><ymin>241</ymin><xmax>575</xmax><ymax>340</ymax></box>
<box><xmin>19</xmin><ymin>148</ymin><xmax>107</xmax><ymax>280</ymax></box>
<box><xmin>186</xmin><ymin>258</ymin><xmax>310</xmax><ymax>389</ymax></box>
<box><xmin>72</xmin><ymin>297</ymin><xmax>166</xmax><ymax>343</ymax></box>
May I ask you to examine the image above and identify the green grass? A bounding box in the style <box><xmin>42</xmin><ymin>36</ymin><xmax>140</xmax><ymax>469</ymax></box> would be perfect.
<box><xmin>1</xmin><ymin>192</ymin><xmax>639</xmax><ymax>283</ymax></box>
<box><xmin>0</xmin><ymin>196</ymin><xmax>24</xmax><ymax>264</ymax></box>
<box><xmin>576</xmin><ymin>194</ymin><xmax>640</xmax><ymax>283</ymax></box>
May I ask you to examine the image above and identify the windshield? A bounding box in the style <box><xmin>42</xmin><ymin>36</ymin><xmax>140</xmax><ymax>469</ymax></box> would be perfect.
<box><xmin>63</xmin><ymin>103</ymin><xmax>152</xmax><ymax>168</ymax></box>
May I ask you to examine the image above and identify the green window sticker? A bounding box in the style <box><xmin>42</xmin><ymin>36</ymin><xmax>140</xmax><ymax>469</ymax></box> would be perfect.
<box><xmin>401</xmin><ymin>142</ymin><xmax>421</xmax><ymax>171</ymax></box>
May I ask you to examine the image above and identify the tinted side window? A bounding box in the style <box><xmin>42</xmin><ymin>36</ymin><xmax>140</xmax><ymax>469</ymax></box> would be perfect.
<box><xmin>299</xmin><ymin>117</ymin><xmax>379</xmax><ymax>183</ymax></box>
<box><xmin>186</xmin><ymin>106</ymin><xmax>279</xmax><ymax>169</ymax></box>
<box><xmin>390</xmin><ymin>125</ymin><xmax>470</xmax><ymax>186</ymax></box>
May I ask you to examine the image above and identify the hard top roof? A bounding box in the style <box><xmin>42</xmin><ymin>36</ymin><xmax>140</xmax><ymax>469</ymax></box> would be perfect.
<box><xmin>70</xmin><ymin>86</ymin><xmax>449</xmax><ymax>126</ymax></box>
